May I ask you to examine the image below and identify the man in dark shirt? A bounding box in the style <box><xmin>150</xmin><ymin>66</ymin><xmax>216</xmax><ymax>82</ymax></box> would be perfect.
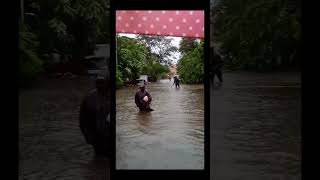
<box><xmin>135</xmin><ymin>84</ymin><xmax>153</xmax><ymax>111</ymax></box>
<box><xmin>173</xmin><ymin>76</ymin><xmax>180</xmax><ymax>89</ymax></box>
<box><xmin>79</xmin><ymin>75</ymin><xmax>110</xmax><ymax>157</ymax></box>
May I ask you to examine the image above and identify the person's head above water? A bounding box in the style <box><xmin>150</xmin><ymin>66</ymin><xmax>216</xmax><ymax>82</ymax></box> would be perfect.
<box><xmin>139</xmin><ymin>83</ymin><xmax>145</xmax><ymax>92</ymax></box>
<box><xmin>96</xmin><ymin>75</ymin><xmax>108</xmax><ymax>93</ymax></box>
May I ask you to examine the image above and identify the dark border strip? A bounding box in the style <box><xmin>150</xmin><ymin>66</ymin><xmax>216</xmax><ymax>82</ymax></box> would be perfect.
<box><xmin>110</xmin><ymin>0</ymin><xmax>116</xmax><ymax>178</ymax></box>
<box><xmin>114</xmin><ymin>0</ymin><xmax>206</xmax><ymax>10</ymax></box>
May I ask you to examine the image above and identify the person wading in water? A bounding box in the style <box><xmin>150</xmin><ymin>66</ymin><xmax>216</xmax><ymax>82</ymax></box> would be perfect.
<box><xmin>79</xmin><ymin>75</ymin><xmax>111</xmax><ymax>157</ymax></box>
<box><xmin>172</xmin><ymin>76</ymin><xmax>180</xmax><ymax>89</ymax></box>
<box><xmin>210</xmin><ymin>47</ymin><xmax>224</xmax><ymax>85</ymax></box>
<box><xmin>135</xmin><ymin>83</ymin><xmax>153</xmax><ymax>111</ymax></box>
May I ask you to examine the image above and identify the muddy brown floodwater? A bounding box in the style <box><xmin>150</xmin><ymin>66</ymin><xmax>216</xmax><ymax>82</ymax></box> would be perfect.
<box><xmin>19</xmin><ymin>71</ymin><xmax>301</xmax><ymax>178</ymax></box>
<box><xmin>116</xmin><ymin>79</ymin><xmax>205</xmax><ymax>169</ymax></box>
<box><xmin>211</xmin><ymin>71</ymin><xmax>301</xmax><ymax>180</ymax></box>
<box><xmin>19</xmin><ymin>77</ymin><xmax>110</xmax><ymax>180</ymax></box>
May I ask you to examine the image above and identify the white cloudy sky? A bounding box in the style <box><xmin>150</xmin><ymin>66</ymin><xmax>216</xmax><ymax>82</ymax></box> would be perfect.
<box><xmin>118</xmin><ymin>33</ymin><xmax>182</xmax><ymax>64</ymax></box>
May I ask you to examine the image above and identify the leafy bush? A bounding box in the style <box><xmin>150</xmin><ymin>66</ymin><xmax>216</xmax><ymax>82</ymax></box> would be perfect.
<box><xmin>19</xmin><ymin>24</ymin><xmax>43</xmax><ymax>86</ymax></box>
<box><xmin>141</xmin><ymin>56</ymin><xmax>170</xmax><ymax>82</ymax></box>
<box><xmin>177</xmin><ymin>42</ymin><xmax>204</xmax><ymax>84</ymax></box>
<box><xmin>116</xmin><ymin>68</ymin><xmax>124</xmax><ymax>89</ymax></box>
<box><xmin>117</xmin><ymin>36</ymin><xmax>171</xmax><ymax>84</ymax></box>
<box><xmin>117</xmin><ymin>36</ymin><xmax>147</xmax><ymax>81</ymax></box>
<box><xmin>213</xmin><ymin>0</ymin><xmax>301</xmax><ymax>71</ymax></box>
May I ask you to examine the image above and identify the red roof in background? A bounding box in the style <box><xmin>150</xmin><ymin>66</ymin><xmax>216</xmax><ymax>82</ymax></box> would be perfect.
<box><xmin>116</xmin><ymin>10</ymin><xmax>204</xmax><ymax>38</ymax></box>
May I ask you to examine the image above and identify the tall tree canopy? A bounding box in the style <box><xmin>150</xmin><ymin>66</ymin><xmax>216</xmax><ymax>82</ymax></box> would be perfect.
<box><xmin>179</xmin><ymin>38</ymin><xmax>199</xmax><ymax>55</ymax></box>
<box><xmin>19</xmin><ymin>0</ymin><xmax>110</xmax><ymax>85</ymax></box>
<box><xmin>117</xmin><ymin>36</ymin><xmax>147</xmax><ymax>81</ymax></box>
<box><xmin>177</xmin><ymin>40</ymin><xmax>204</xmax><ymax>84</ymax></box>
<box><xmin>137</xmin><ymin>35</ymin><xmax>178</xmax><ymax>66</ymax></box>
<box><xmin>212</xmin><ymin>0</ymin><xmax>301</xmax><ymax>71</ymax></box>
<box><xmin>116</xmin><ymin>36</ymin><xmax>170</xmax><ymax>88</ymax></box>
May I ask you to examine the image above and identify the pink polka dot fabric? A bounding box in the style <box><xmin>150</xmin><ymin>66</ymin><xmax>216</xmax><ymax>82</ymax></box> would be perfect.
<box><xmin>116</xmin><ymin>10</ymin><xmax>204</xmax><ymax>38</ymax></box>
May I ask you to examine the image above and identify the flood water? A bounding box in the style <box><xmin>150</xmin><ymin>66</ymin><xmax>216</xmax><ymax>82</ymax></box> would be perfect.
<box><xmin>211</xmin><ymin>72</ymin><xmax>301</xmax><ymax>180</ymax></box>
<box><xmin>19</xmin><ymin>72</ymin><xmax>301</xmax><ymax>179</ymax></box>
<box><xmin>19</xmin><ymin>77</ymin><xmax>110</xmax><ymax>180</ymax></box>
<box><xmin>116</xmin><ymin>79</ymin><xmax>204</xmax><ymax>169</ymax></box>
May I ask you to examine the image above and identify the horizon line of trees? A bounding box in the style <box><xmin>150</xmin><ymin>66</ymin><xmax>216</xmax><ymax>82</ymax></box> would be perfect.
<box><xmin>19</xmin><ymin>0</ymin><xmax>301</xmax><ymax>88</ymax></box>
<box><xmin>211</xmin><ymin>0</ymin><xmax>301</xmax><ymax>72</ymax></box>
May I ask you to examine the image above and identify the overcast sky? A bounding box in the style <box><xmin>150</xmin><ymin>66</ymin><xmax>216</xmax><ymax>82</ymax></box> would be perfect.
<box><xmin>118</xmin><ymin>33</ymin><xmax>182</xmax><ymax>64</ymax></box>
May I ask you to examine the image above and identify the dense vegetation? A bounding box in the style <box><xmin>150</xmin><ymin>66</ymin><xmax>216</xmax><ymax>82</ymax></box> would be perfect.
<box><xmin>116</xmin><ymin>36</ymin><xmax>171</xmax><ymax>89</ymax></box>
<box><xmin>137</xmin><ymin>35</ymin><xmax>178</xmax><ymax>66</ymax></box>
<box><xmin>19</xmin><ymin>0</ymin><xmax>300</xmax><ymax>87</ymax></box>
<box><xmin>19</xmin><ymin>0</ymin><xmax>110</xmax><ymax>86</ymax></box>
<box><xmin>211</xmin><ymin>0</ymin><xmax>301</xmax><ymax>71</ymax></box>
<box><xmin>177</xmin><ymin>38</ymin><xmax>204</xmax><ymax>84</ymax></box>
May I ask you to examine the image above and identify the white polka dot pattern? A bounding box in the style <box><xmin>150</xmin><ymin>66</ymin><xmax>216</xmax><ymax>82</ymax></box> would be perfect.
<box><xmin>116</xmin><ymin>10</ymin><xmax>204</xmax><ymax>38</ymax></box>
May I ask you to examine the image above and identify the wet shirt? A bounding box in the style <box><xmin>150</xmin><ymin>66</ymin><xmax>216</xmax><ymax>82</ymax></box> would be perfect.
<box><xmin>135</xmin><ymin>90</ymin><xmax>152</xmax><ymax>110</ymax></box>
<box><xmin>175</xmin><ymin>78</ymin><xmax>180</xmax><ymax>84</ymax></box>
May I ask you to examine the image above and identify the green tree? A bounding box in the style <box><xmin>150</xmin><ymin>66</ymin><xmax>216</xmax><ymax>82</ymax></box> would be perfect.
<box><xmin>179</xmin><ymin>38</ymin><xmax>199</xmax><ymax>55</ymax></box>
<box><xmin>36</xmin><ymin>0</ymin><xmax>110</xmax><ymax>60</ymax></box>
<box><xmin>177</xmin><ymin>41</ymin><xmax>204</xmax><ymax>84</ymax></box>
<box><xmin>117</xmin><ymin>36</ymin><xmax>148</xmax><ymax>81</ymax></box>
<box><xmin>19</xmin><ymin>23</ymin><xmax>43</xmax><ymax>86</ymax></box>
<box><xmin>20</xmin><ymin>0</ymin><xmax>110</xmax><ymax>84</ymax></box>
<box><xmin>116</xmin><ymin>36</ymin><xmax>171</xmax><ymax>85</ymax></box>
<box><xmin>212</xmin><ymin>0</ymin><xmax>300</xmax><ymax>71</ymax></box>
<box><xmin>116</xmin><ymin>66</ymin><xmax>124</xmax><ymax>89</ymax></box>
<box><xmin>137</xmin><ymin>35</ymin><xmax>178</xmax><ymax>65</ymax></box>
<box><xmin>141</xmin><ymin>55</ymin><xmax>170</xmax><ymax>82</ymax></box>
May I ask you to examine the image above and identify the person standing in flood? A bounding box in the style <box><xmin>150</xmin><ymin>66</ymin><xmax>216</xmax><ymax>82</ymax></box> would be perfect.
<box><xmin>79</xmin><ymin>75</ymin><xmax>111</xmax><ymax>157</ymax></box>
<box><xmin>135</xmin><ymin>83</ymin><xmax>153</xmax><ymax>111</ymax></box>
<box><xmin>173</xmin><ymin>76</ymin><xmax>180</xmax><ymax>89</ymax></box>
<box><xmin>210</xmin><ymin>47</ymin><xmax>224</xmax><ymax>85</ymax></box>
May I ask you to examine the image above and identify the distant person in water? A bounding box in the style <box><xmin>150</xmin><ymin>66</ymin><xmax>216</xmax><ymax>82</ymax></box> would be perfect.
<box><xmin>79</xmin><ymin>75</ymin><xmax>110</xmax><ymax>157</ymax></box>
<box><xmin>210</xmin><ymin>47</ymin><xmax>224</xmax><ymax>84</ymax></box>
<box><xmin>173</xmin><ymin>76</ymin><xmax>180</xmax><ymax>89</ymax></box>
<box><xmin>135</xmin><ymin>83</ymin><xmax>153</xmax><ymax>111</ymax></box>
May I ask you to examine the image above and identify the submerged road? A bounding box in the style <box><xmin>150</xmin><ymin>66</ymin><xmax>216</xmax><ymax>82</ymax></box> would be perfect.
<box><xmin>116</xmin><ymin>79</ymin><xmax>204</xmax><ymax>169</ymax></box>
<box><xmin>210</xmin><ymin>72</ymin><xmax>301</xmax><ymax>180</ymax></box>
<box><xmin>19</xmin><ymin>77</ymin><xmax>110</xmax><ymax>180</ymax></box>
<box><xmin>19</xmin><ymin>71</ymin><xmax>301</xmax><ymax>179</ymax></box>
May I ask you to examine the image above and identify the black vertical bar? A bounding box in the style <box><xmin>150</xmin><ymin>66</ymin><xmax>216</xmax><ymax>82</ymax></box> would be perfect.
<box><xmin>204</xmin><ymin>4</ymin><xmax>211</xmax><ymax>178</ymax></box>
<box><xmin>110</xmin><ymin>0</ymin><xmax>116</xmax><ymax>178</ymax></box>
